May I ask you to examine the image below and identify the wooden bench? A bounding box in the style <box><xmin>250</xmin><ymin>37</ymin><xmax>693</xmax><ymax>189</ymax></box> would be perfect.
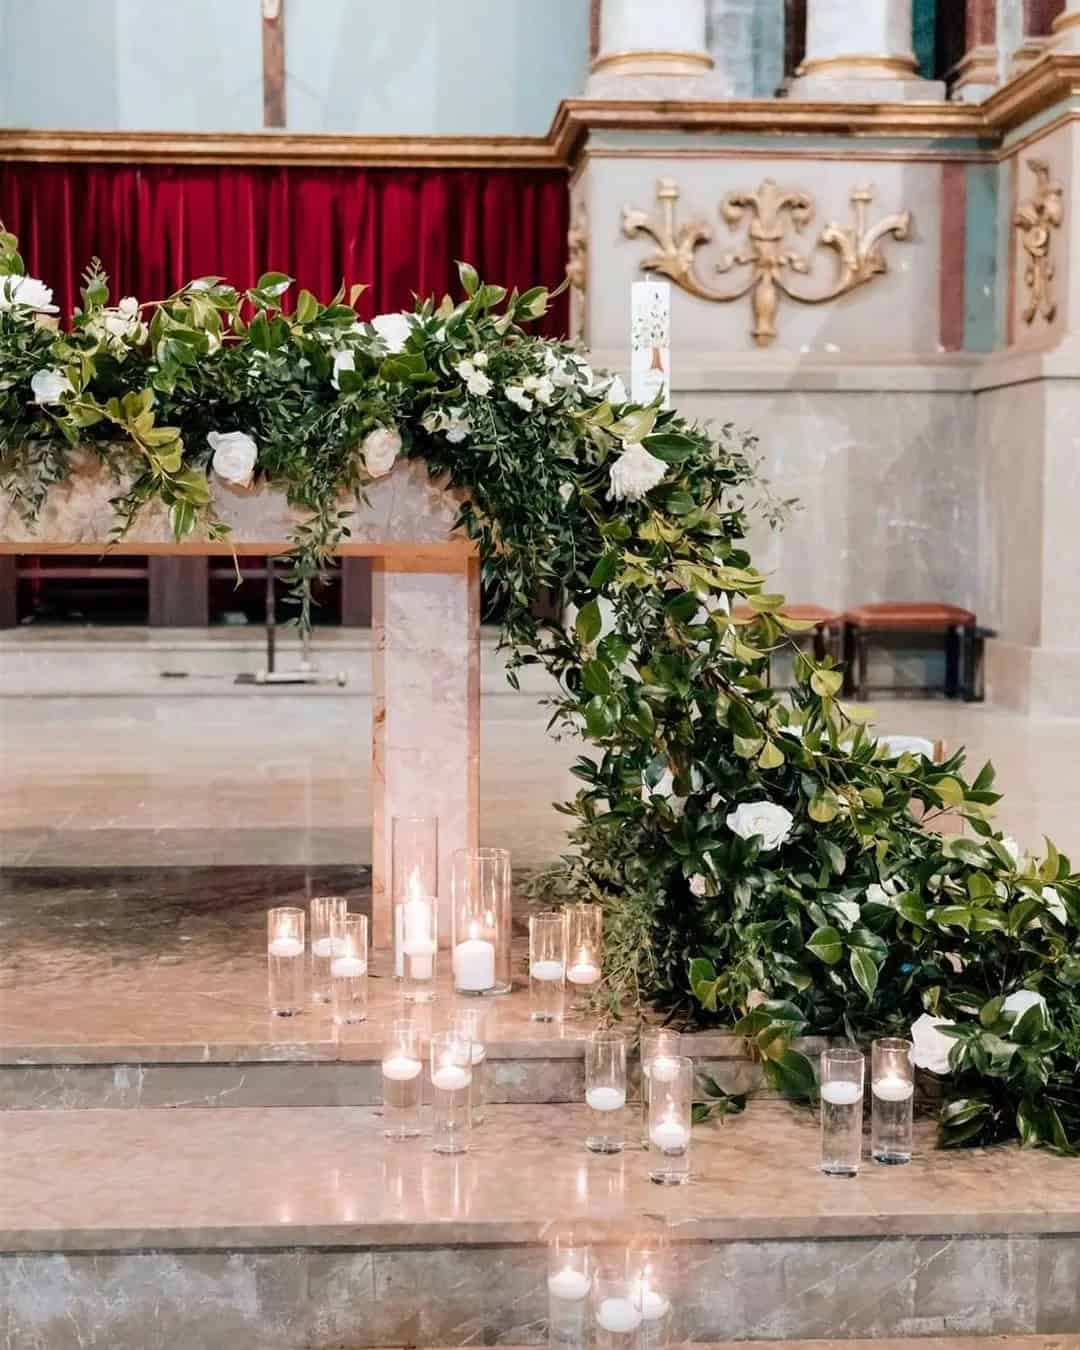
<box><xmin>842</xmin><ymin>602</ymin><xmax>977</xmax><ymax>701</ymax></box>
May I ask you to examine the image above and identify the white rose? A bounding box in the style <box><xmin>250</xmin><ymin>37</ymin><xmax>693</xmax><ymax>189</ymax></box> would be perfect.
<box><xmin>607</xmin><ymin>374</ymin><xmax>628</xmax><ymax>404</ymax></box>
<box><xmin>472</xmin><ymin>351</ymin><xmax>489</xmax><ymax>368</ymax></box>
<box><xmin>423</xmin><ymin>405</ymin><xmax>470</xmax><ymax>444</ymax></box>
<box><xmin>30</xmin><ymin>368</ymin><xmax>73</xmax><ymax>405</ymax></box>
<box><xmin>208</xmin><ymin>431</ymin><xmax>258</xmax><ymax>488</ymax></box>
<box><xmin>689</xmin><ymin>874</ymin><xmax>708</xmax><ymax>897</ymax></box>
<box><xmin>0</xmin><ymin>274</ymin><xmax>58</xmax><ymax>314</ymax></box>
<box><xmin>558</xmin><ymin>482</ymin><xmax>574</xmax><ymax>506</ymax></box>
<box><xmin>1002</xmin><ymin>989</ymin><xmax>1046</xmax><ymax>1019</ymax></box>
<box><xmin>361</xmin><ymin>425</ymin><xmax>402</xmax><ymax>479</ymax></box>
<box><xmin>1043</xmin><ymin>886</ymin><xmax>1068</xmax><ymax>924</ymax></box>
<box><xmin>457</xmin><ymin>361</ymin><xmax>492</xmax><ymax>397</ymax></box>
<box><xmin>547</xmin><ymin>351</ymin><xmax>577</xmax><ymax>389</ymax></box>
<box><xmin>369</xmin><ymin>311</ymin><xmax>412</xmax><ymax>353</ymax></box>
<box><xmin>910</xmin><ymin>1012</ymin><xmax>956</xmax><ymax>1076</ymax></box>
<box><xmin>832</xmin><ymin>899</ymin><xmax>861</xmax><ymax>930</ymax></box>
<box><xmin>331</xmin><ymin>350</ymin><xmax>355</xmax><ymax>389</ymax></box>
<box><xmin>505</xmin><ymin>385</ymin><xmax>533</xmax><ymax>412</ymax></box>
<box><xmin>523</xmin><ymin>374</ymin><xmax>555</xmax><ymax>405</ymax></box>
<box><xmin>725</xmin><ymin>801</ymin><xmax>794</xmax><ymax>851</ymax></box>
<box><xmin>1001</xmin><ymin>835</ymin><xmax>1021</xmax><ymax>865</ymax></box>
<box><xmin>102</xmin><ymin>296</ymin><xmax>143</xmax><ymax>339</ymax></box>
<box><xmin>609</xmin><ymin>442</ymin><xmax>667</xmax><ymax>502</ymax></box>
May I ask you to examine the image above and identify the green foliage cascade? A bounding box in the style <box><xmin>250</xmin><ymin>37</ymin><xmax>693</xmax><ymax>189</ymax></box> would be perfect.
<box><xmin>3</xmin><ymin>232</ymin><xmax>1079</xmax><ymax>1152</ymax></box>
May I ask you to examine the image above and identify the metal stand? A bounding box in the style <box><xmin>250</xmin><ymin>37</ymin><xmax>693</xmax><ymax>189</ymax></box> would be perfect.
<box><xmin>235</xmin><ymin>557</ymin><xmax>347</xmax><ymax>687</ymax></box>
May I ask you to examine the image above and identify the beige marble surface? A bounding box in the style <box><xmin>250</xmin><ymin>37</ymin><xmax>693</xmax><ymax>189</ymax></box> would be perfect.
<box><xmin>4</xmin><ymin>1101</ymin><xmax>1080</xmax><ymax>1253</ymax></box>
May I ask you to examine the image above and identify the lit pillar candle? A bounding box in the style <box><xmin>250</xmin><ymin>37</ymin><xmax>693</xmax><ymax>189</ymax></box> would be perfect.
<box><xmin>453</xmin><ymin>921</ymin><xmax>496</xmax><ymax>992</ymax></box>
<box><xmin>402</xmin><ymin>895</ymin><xmax>436</xmax><ymax>980</ymax></box>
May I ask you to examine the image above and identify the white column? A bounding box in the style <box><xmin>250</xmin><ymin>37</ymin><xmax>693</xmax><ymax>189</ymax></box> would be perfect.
<box><xmin>789</xmin><ymin>0</ymin><xmax>945</xmax><ymax>101</ymax></box>
<box><xmin>1052</xmin><ymin>0</ymin><xmax>1080</xmax><ymax>49</ymax></box>
<box><xmin>587</xmin><ymin>0</ymin><xmax>731</xmax><ymax>97</ymax></box>
<box><xmin>371</xmin><ymin>558</ymin><xmax>480</xmax><ymax>949</ymax></box>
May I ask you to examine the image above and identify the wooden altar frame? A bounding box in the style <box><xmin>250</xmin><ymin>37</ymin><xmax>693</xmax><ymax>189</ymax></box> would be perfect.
<box><xmin>0</xmin><ymin>457</ymin><xmax>480</xmax><ymax>949</ymax></box>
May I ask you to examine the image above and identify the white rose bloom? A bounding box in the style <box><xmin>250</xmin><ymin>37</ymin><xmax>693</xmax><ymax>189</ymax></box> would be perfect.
<box><xmin>1001</xmin><ymin>835</ymin><xmax>1021</xmax><ymax>865</ymax></box>
<box><xmin>30</xmin><ymin>368</ymin><xmax>73</xmax><ymax>405</ymax></box>
<box><xmin>505</xmin><ymin>384</ymin><xmax>533</xmax><ymax>412</ymax></box>
<box><xmin>523</xmin><ymin>374</ymin><xmax>555</xmax><ymax>405</ymax></box>
<box><xmin>547</xmin><ymin>352</ymin><xmax>577</xmax><ymax>389</ymax></box>
<box><xmin>1043</xmin><ymin>886</ymin><xmax>1068</xmax><ymax>924</ymax></box>
<box><xmin>558</xmin><ymin>482</ymin><xmax>574</xmax><ymax>506</ymax></box>
<box><xmin>607</xmin><ymin>374</ymin><xmax>628</xmax><ymax>404</ymax></box>
<box><xmin>361</xmin><ymin>425</ymin><xmax>402</xmax><ymax>478</ymax></box>
<box><xmin>472</xmin><ymin>351</ymin><xmax>489</xmax><ymax>368</ymax></box>
<box><xmin>689</xmin><ymin>874</ymin><xmax>708</xmax><ymax>897</ymax></box>
<box><xmin>102</xmin><ymin>296</ymin><xmax>143</xmax><ymax>339</ymax></box>
<box><xmin>331</xmin><ymin>350</ymin><xmax>355</xmax><ymax>389</ymax></box>
<box><xmin>1003</xmin><ymin>989</ymin><xmax>1046</xmax><ymax>1019</ymax></box>
<box><xmin>910</xmin><ymin>1012</ymin><xmax>957</xmax><ymax>1075</ymax></box>
<box><xmin>725</xmin><ymin>801</ymin><xmax>794</xmax><ymax>851</ymax></box>
<box><xmin>832</xmin><ymin>899</ymin><xmax>861</xmax><ymax>930</ymax></box>
<box><xmin>208</xmin><ymin>431</ymin><xmax>258</xmax><ymax>487</ymax></box>
<box><xmin>457</xmin><ymin>361</ymin><xmax>492</xmax><ymax>397</ymax></box>
<box><xmin>423</xmin><ymin>405</ymin><xmax>470</xmax><ymax>444</ymax></box>
<box><xmin>0</xmin><ymin>274</ymin><xmax>58</xmax><ymax>314</ymax></box>
<box><xmin>609</xmin><ymin>442</ymin><xmax>667</xmax><ymax>502</ymax></box>
<box><xmin>369</xmin><ymin>311</ymin><xmax>412</xmax><ymax>353</ymax></box>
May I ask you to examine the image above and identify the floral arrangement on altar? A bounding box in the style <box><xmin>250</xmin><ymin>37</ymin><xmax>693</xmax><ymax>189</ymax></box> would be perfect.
<box><xmin>3</xmin><ymin>228</ymin><xmax>1080</xmax><ymax>1153</ymax></box>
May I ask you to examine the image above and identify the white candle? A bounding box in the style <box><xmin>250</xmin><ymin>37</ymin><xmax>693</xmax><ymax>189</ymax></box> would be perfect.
<box><xmin>596</xmin><ymin>1297</ymin><xmax>642</xmax><ymax>1334</ymax></box>
<box><xmin>821</xmin><ymin>1080</ymin><xmax>863</xmax><ymax>1106</ymax></box>
<box><xmin>312</xmin><ymin>936</ymin><xmax>347</xmax><ymax>959</ymax></box>
<box><xmin>635</xmin><ymin>1287</ymin><xmax>671</xmax><ymax>1321</ymax></box>
<box><xmin>872</xmin><ymin>1074</ymin><xmax>914</xmax><ymax>1103</ymax></box>
<box><xmin>530</xmin><ymin>959</ymin><xmax>565</xmax><ymax>982</ymax></box>
<box><xmin>547</xmin><ymin>1267</ymin><xmax>591</xmax><ymax>1301</ymax></box>
<box><xmin>586</xmin><ymin>1085</ymin><xmax>626</xmax><ymax>1112</ymax></box>
<box><xmin>646</xmin><ymin>1055</ymin><xmax>680</xmax><ymax>1084</ymax></box>
<box><xmin>566</xmin><ymin>961</ymin><xmax>601</xmax><ymax>986</ymax></box>
<box><xmin>403</xmin><ymin>936</ymin><xmax>436</xmax><ymax>981</ymax></box>
<box><xmin>454</xmin><ymin>937</ymin><xmax>495</xmax><ymax>992</ymax></box>
<box><xmin>381</xmin><ymin>1054</ymin><xmax>422</xmax><ymax>1082</ymax></box>
<box><xmin>330</xmin><ymin>955</ymin><xmax>366</xmax><ymax>979</ymax></box>
<box><xmin>268</xmin><ymin>936</ymin><xmax>303</xmax><ymax>958</ymax></box>
<box><xmin>432</xmin><ymin>1064</ymin><xmax>472</xmax><ymax>1092</ymax></box>
<box><xmin>649</xmin><ymin>1118</ymin><xmax>690</xmax><ymax>1152</ymax></box>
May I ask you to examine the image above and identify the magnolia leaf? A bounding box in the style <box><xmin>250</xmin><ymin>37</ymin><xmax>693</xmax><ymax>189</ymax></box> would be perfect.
<box><xmin>934</xmin><ymin>776</ymin><xmax>966</xmax><ymax>808</ymax></box>
<box><xmin>758</xmin><ymin>740</ymin><xmax>785</xmax><ymax>770</ymax></box>
<box><xmin>457</xmin><ymin>261</ymin><xmax>480</xmax><ymax>296</ymax></box>
<box><xmin>810</xmin><ymin>669</ymin><xmax>843</xmax><ymax>698</ymax></box>
<box><xmin>806</xmin><ymin>924</ymin><xmax>843</xmax><ymax>965</ymax></box>
<box><xmin>575</xmin><ymin>599</ymin><xmax>602</xmax><ymax>646</ymax></box>
<box><xmin>849</xmin><ymin>947</ymin><xmax>879</xmax><ymax>1001</ymax></box>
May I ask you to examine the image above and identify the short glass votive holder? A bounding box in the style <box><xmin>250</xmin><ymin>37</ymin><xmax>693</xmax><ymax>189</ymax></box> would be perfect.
<box><xmin>647</xmin><ymin>1054</ymin><xmax>692</xmax><ymax>1185</ymax></box>
<box><xmin>547</xmin><ymin>1236</ymin><xmax>592</xmax><ymax>1350</ymax></box>
<box><xmin>267</xmin><ymin>906</ymin><xmax>305</xmax><ymax>1016</ymax></box>
<box><xmin>392</xmin><ymin>814</ymin><xmax>439</xmax><ymax>996</ymax></box>
<box><xmin>586</xmin><ymin>1029</ymin><xmax>628</xmax><ymax>1154</ymax></box>
<box><xmin>310</xmin><ymin>894</ymin><xmax>348</xmax><ymax>1004</ymax></box>
<box><xmin>565</xmin><ymin>903</ymin><xmax>603</xmax><ymax>991</ymax></box>
<box><xmin>639</xmin><ymin>1027</ymin><xmax>681</xmax><ymax>1148</ymax></box>
<box><xmin>449</xmin><ymin>1006</ymin><xmax>488</xmax><ymax>1126</ymax></box>
<box><xmin>820</xmin><ymin>1046</ymin><xmax>865</xmax><ymax>1177</ymax></box>
<box><xmin>451</xmin><ymin>846</ymin><xmax>512</xmax><ymax>995</ymax></box>
<box><xmin>381</xmin><ymin>1018</ymin><xmax>423</xmax><ymax>1140</ymax></box>
<box><xmin>871</xmin><ymin>1037</ymin><xmax>914</xmax><ymax>1165</ymax></box>
<box><xmin>593</xmin><ymin>1264</ymin><xmax>643</xmax><ymax>1350</ymax></box>
<box><xmin>529</xmin><ymin>910</ymin><xmax>567</xmax><ymax>1022</ymax></box>
<box><xmin>630</xmin><ymin>1246</ymin><xmax>675</xmax><ymax>1350</ymax></box>
<box><xmin>331</xmin><ymin>913</ymin><xmax>368</xmax><ymax>1025</ymax></box>
<box><xmin>430</xmin><ymin>1029</ymin><xmax>473</xmax><ymax>1155</ymax></box>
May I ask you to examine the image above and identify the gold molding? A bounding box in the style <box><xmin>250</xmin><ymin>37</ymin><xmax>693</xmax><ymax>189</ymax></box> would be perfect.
<box><xmin>590</xmin><ymin>47</ymin><xmax>714</xmax><ymax>74</ymax></box>
<box><xmin>622</xmin><ymin>178</ymin><xmax>911</xmax><ymax>348</ymax></box>
<box><xmin>797</xmin><ymin>54</ymin><xmax>919</xmax><ymax>78</ymax></box>
<box><xmin>1014</xmin><ymin>158</ymin><xmax>1064</xmax><ymax>326</ymax></box>
<box><xmin>1052</xmin><ymin>11</ymin><xmax>1080</xmax><ymax>32</ymax></box>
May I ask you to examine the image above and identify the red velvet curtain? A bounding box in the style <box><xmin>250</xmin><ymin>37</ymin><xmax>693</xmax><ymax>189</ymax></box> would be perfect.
<box><xmin>0</xmin><ymin>162</ymin><xmax>569</xmax><ymax>334</ymax></box>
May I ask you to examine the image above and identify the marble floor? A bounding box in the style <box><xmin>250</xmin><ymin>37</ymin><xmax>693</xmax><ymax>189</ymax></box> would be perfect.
<box><xmin>1</xmin><ymin>692</ymin><xmax>1078</xmax><ymax>869</ymax></box>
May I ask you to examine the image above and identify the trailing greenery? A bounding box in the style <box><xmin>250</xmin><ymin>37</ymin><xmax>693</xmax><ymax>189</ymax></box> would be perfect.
<box><xmin>3</xmin><ymin>231</ymin><xmax>1079</xmax><ymax>1152</ymax></box>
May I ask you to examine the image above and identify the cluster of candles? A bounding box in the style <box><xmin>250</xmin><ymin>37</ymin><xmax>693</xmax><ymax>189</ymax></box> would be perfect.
<box><xmin>547</xmin><ymin>1238</ymin><xmax>676</xmax><ymax>1349</ymax></box>
<box><xmin>266</xmin><ymin>897</ymin><xmax>368</xmax><ymax>1025</ymax></box>
<box><xmin>381</xmin><ymin>1007</ymin><xmax>488</xmax><ymax>1153</ymax></box>
<box><xmin>529</xmin><ymin>906</ymin><xmax>605</xmax><ymax>1023</ymax></box>
<box><xmin>583</xmin><ymin>1028</ymin><xmax>693</xmax><ymax>1186</ymax></box>
<box><xmin>820</xmin><ymin>1037</ymin><xmax>915</xmax><ymax>1175</ymax></box>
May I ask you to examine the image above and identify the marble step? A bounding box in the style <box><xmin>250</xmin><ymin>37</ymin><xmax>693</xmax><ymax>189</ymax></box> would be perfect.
<box><xmin>3</xmin><ymin>1101</ymin><xmax>1080</xmax><ymax>1347</ymax></box>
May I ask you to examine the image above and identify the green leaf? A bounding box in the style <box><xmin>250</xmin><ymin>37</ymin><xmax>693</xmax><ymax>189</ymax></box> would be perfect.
<box><xmin>457</xmin><ymin>261</ymin><xmax>479</xmax><ymax>296</ymax></box>
<box><xmin>810</xmin><ymin>669</ymin><xmax>843</xmax><ymax>698</ymax></box>
<box><xmin>255</xmin><ymin>270</ymin><xmax>293</xmax><ymax>297</ymax></box>
<box><xmin>806</xmin><ymin>925</ymin><xmax>844</xmax><ymax>965</ymax></box>
<box><xmin>763</xmin><ymin>1048</ymin><xmax>817</xmax><ymax>1101</ymax></box>
<box><xmin>641</xmin><ymin>432</ymin><xmax>697</xmax><ymax>463</ymax></box>
<box><xmin>575</xmin><ymin>599</ymin><xmax>602</xmax><ymax>646</ymax></box>
<box><xmin>758</xmin><ymin>740</ymin><xmax>785</xmax><ymax>770</ymax></box>
<box><xmin>294</xmin><ymin>289</ymin><xmax>318</xmax><ymax>324</ymax></box>
<box><xmin>589</xmin><ymin>552</ymin><xmax>618</xmax><ymax>588</ymax></box>
<box><xmin>581</xmin><ymin>659</ymin><xmax>612</xmax><ymax>697</ymax></box>
<box><xmin>849</xmin><ymin>947</ymin><xmax>879</xmax><ymax>1001</ymax></box>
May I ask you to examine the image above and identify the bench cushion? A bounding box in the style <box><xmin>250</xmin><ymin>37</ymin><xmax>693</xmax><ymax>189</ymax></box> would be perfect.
<box><xmin>732</xmin><ymin>602</ymin><xmax>843</xmax><ymax>624</ymax></box>
<box><xmin>845</xmin><ymin>602</ymin><xmax>975</xmax><ymax>631</ymax></box>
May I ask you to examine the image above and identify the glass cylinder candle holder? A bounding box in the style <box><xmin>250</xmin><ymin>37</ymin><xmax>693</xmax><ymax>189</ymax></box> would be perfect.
<box><xmin>647</xmin><ymin>1054</ymin><xmax>692</xmax><ymax>1185</ymax></box>
<box><xmin>381</xmin><ymin>1018</ymin><xmax>423</xmax><ymax>1140</ymax></box>
<box><xmin>586</xmin><ymin>1029</ymin><xmax>628</xmax><ymax>1154</ymax></box>
<box><xmin>309</xmin><ymin>894</ymin><xmax>348</xmax><ymax>1004</ymax></box>
<box><xmin>565</xmin><ymin>903</ymin><xmax>603</xmax><ymax>991</ymax></box>
<box><xmin>529</xmin><ymin>910</ymin><xmax>567</xmax><ymax>1022</ymax></box>
<box><xmin>430</xmin><ymin>1030</ymin><xmax>473</xmax><ymax>1154</ymax></box>
<box><xmin>449</xmin><ymin>1006</ymin><xmax>488</xmax><ymax>1126</ymax></box>
<box><xmin>547</xmin><ymin>1236</ymin><xmax>592</xmax><ymax>1350</ymax></box>
<box><xmin>392</xmin><ymin>815</ymin><xmax>439</xmax><ymax>997</ymax></box>
<box><xmin>331</xmin><ymin>913</ymin><xmax>368</xmax><ymax>1025</ymax></box>
<box><xmin>820</xmin><ymin>1046</ymin><xmax>865</xmax><ymax>1176</ymax></box>
<box><xmin>630</xmin><ymin>1246</ymin><xmax>674</xmax><ymax>1350</ymax></box>
<box><xmin>639</xmin><ymin>1028</ymin><xmax>682</xmax><ymax>1148</ymax></box>
<box><xmin>593</xmin><ymin>1263</ymin><xmax>643</xmax><ymax>1350</ymax></box>
<box><xmin>267</xmin><ymin>906</ymin><xmax>305</xmax><ymax>1016</ymax></box>
<box><xmin>451</xmin><ymin>846</ymin><xmax>512</xmax><ymax>995</ymax></box>
<box><xmin>871</xmin><ymin>1037</ymin><xmax>914</xmax><ymax>1165</ymax></box>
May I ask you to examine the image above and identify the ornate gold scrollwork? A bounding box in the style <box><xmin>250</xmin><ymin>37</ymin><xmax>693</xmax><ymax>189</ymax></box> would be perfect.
<box><xmin>1014</xmin><ymin>158</ymin><xmax>1064</xmax><ymax>327</ymax></box>
<box><xmin>622</xmin><ymin>178</ymin><xmax>913</xmax><ymax>348</ymax></box>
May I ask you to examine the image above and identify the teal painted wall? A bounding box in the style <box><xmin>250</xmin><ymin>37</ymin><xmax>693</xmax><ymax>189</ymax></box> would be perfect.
<box><xmin>913</xmin><ymin>0</ymin><xmax>937</xmax><ymax>79</ymax></box>
<box><xmin>964</xmin><ymin>164</ymin><xmax>1001</xmax><ymax>352</ymax></box>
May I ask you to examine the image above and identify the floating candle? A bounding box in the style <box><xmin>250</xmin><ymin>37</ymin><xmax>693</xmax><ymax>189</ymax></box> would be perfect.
<box><xmin>872</xmin><ymin>1074</ymin><xmax>914</xmax><ymax>1103</ymax></box>
<box><xmin>530</xmin><ymin>959</ymin><xmax>565</xmax><ymax>982</ymax></box>
<box><xmin>311</xmin><ymin>936</ymin><xmax>347</xmax><ymax>959</ymax></box>
<box><xmin>585</xmin><ymin>1085</ymin><xmax>626</xmax><ymax>1112</ymax></box>
<box><xmin>431</xmin><ymin>1064</ymin><xmax>471</xmax><ymax>1092</ymax></box>
<box><xmin>595</xmin><ymin>1297</ymin><xmax>642</xmax><ymax>1334</ymax></box>
<box><xmin>635</xmin><ymin>1287</ymin><xmax>671</xmax><ymax>1321</ymax></box>
<box><xmin>330</xmin><ymin>956</ymin><xmax>366</xmax><ymax>979</ymax></box>
<box><xmin>566</xmin><ymin>961</ymin><xmax>601</xmax><ymax>986</ymax></box>
<box><xmin>546</xmin><ymin>1267</ymin><xmax>591</xmax><ymax>1301</ymax></box>
<box><xmin>821</xmin><ymin>1079</ymin><xmax>863</xmax><ymax>1106</ymax></box>
<box><xmin>646</xmin><ymin>1054</ymin><xmax>680</xmax><ymax>1084</ymax></box>
<box><xmin>381</xmin><ymin>1055</ymin><xmax>422</xmax><ymax>1082</ymax></box>
<box><xmin>649</xmin><ymin>1118</ymin><xmax>690</xmax><ymax>1152</ymax></box>
<box><xmin>268</xmin><ymin>936</ymin><xmax>303</xmax><ymax>959</ymax></box>
<box><xmin>454</xmin><ymin>937</ymin><xmax>495</xmax><ymax>992</ymax></box>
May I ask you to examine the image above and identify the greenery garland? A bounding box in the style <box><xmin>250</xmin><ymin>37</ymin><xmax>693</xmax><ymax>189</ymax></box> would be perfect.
<box><xmin>3</xmin><ymin>230</ymin><xmax>1079</xmax><ymax>1153</ymax></box>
